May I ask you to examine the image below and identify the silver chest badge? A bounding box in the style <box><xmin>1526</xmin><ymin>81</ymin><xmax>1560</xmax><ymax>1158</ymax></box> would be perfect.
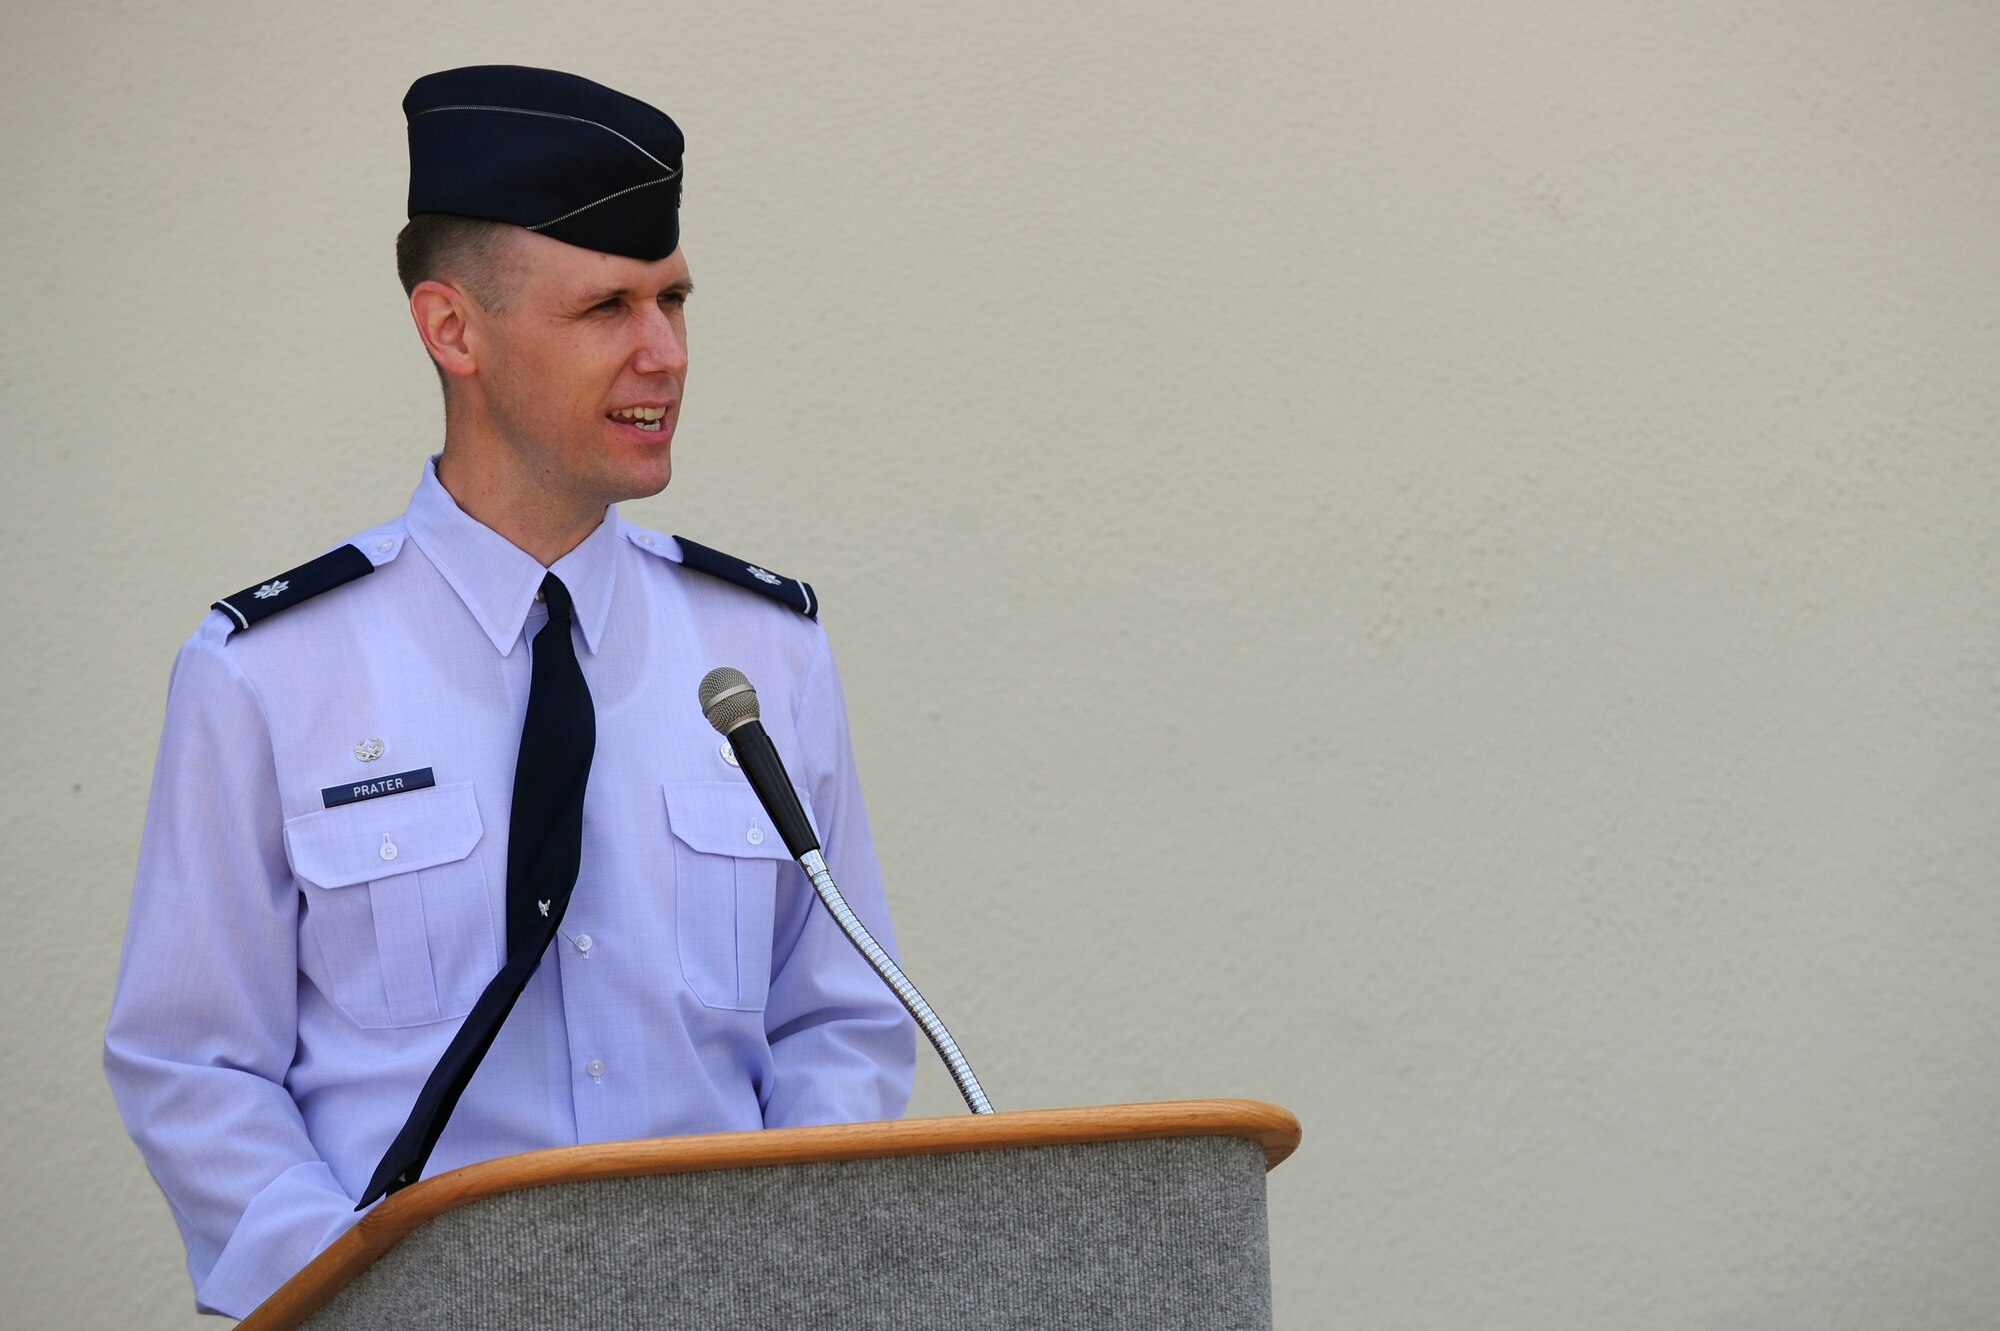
<box><xmin>354</xmin><ymin>738</ymin><xmax>385</xmax><ymax>762</ymax></box>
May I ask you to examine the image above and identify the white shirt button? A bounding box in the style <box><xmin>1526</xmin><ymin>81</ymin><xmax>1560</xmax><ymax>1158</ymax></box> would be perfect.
<box><xmin>376</xmin><ymin>539</ymin><xmax>394</xmax><ymax>554</ymax></box>
<box><xmin>574</xmin><ymin>933</ymin><xmax>593</xmax><ymax>954</ymax></box>
<box><xmin>637</xmin><ymin>533</ymin><xmax>655</xmax><ymax>547</ymax></box>
<box><xmin>719</xmin><ymin>741</ymin><xmax>738</xmax><ymax>767</ymax></box>
<box><xmin>746</xmin><ymin>827</ymin><xmax>764</xmax><ymax>846</ymax></box>
<box><xmin>585</xmin><ymin>1058</ymin><xmax>606</xmax><ymax>1078</ymax></box>
<box><xmin>379</xmin><ymin>836</ymin><xmax>398</xmax><ymax>862</ymax></box>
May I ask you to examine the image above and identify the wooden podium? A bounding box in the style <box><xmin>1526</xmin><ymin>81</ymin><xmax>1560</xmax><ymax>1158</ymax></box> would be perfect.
<box><xmin>238</xmin><ymin>1099</ymin><xmax>1300</xmax><ymax>1330</ymax></box>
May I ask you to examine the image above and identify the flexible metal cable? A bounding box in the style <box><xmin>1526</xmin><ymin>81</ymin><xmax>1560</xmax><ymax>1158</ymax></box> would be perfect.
<box><xmin>799</xmin><ymin>849</ymin><xmax>994</xmax><ymax>1115</ymax></box>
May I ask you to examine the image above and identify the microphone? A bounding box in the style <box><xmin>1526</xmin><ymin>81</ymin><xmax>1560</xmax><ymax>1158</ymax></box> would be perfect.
<box><xmin>698</xmin><ymin>666</ymin><xmax>993</xmax><ymax>1115</ymax></box>
<box><xmin>698</xmin><ymin>668</ymin><xmax>819</xmax><ymax>859</ymax></box>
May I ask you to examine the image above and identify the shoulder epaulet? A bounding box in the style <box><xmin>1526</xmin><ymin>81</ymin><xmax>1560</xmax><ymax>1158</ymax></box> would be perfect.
<box><xmin>668</xmin><ymin>534</ymin><xmax>818</xmax><ymax>618</ymax></box>
<box><xmin>212</xmin><ymin>544</ymin><xmax>376</xmax><ymax>633</ymax></box>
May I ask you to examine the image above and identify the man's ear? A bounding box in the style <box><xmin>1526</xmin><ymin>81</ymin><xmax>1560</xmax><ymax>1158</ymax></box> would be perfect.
<box><xmin>409</xmin><ymin>280</ymin><xmax>482</xmax><ymax>380</ymax></box>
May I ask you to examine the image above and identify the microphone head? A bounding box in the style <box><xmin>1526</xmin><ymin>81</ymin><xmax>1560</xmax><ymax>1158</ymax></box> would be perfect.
<box><xmin>698</xmin><ymin>666</ymin><xmax>761</xmax><ymax>734</ymax></box>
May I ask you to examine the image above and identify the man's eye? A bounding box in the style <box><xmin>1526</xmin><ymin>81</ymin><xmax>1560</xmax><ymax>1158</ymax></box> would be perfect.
<box><xmin>660</xmin><ymin>293</ymin><xmax>688</xmax><ymax>308</ymax></box>
<box><xmin>595</xmin><ymin>298</ymin><xmax>623</xmax><ymax>313</ymax></box>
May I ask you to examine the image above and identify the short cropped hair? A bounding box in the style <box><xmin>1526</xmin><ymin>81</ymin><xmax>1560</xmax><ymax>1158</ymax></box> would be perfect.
<box><xmin>396</xmin><ymin>213</ymin><xmax>518</xmax><ymax>308</ymax></box>
<box><xmin>396</xmin><ymin>214</ymin><xmax>519</xmax><ymax>392</ymax></box>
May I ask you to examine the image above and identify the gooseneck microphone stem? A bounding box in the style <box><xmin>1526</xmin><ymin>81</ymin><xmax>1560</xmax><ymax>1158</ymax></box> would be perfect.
<box><xmin>797</xmin><ymin>848</ymin><xmax>994</xmax><ymax>1115</ymax></box>
<box><xmin>698</xmin><ymin>667</ymin><xmax>994</xmax><ymax>1116</ymax></box>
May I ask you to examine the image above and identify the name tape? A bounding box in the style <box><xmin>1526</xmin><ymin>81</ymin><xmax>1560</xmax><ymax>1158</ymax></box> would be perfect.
<box><xmin>322</xmin><ymin>767</ymin><xmax>436</xmax><ymax>808</ymax></box>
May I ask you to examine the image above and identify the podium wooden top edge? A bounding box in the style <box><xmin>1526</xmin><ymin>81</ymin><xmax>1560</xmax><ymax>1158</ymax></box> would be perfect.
<box><xmin>239</xmin><ymin>1098</ymin><xmax>1299</xmax><ymax>1331</ymax></box>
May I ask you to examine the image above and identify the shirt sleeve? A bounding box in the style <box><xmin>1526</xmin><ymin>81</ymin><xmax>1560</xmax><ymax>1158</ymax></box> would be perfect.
<box><xmin>759</xmin><ymin>626</ymin><xmax>917</xmax><ymax>1127</ymax></box>
<box><xmin>103</xmin><ymin>624</ymin><xmax>362</xmax><ymax>1317</ymax></box>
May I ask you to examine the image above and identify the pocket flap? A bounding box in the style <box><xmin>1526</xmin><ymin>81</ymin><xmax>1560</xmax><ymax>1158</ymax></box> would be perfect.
<box><xmin>663</xmin><ymin>780</ymin><xmax>808</xmax><ymax>861</ymax></box>
<box><xmin>285</xmin><ymin>782</ymin><xmax>484</xmax><ymax>888</ymax></box>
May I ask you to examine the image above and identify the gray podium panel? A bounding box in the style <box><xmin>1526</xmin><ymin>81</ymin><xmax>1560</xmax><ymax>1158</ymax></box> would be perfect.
<box><xmin>306</xmin><ymin>1134</ymin><xmax>1273</xmax><ymax>1330</ymax></box>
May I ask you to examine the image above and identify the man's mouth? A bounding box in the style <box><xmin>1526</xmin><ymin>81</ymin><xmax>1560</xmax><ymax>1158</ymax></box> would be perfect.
<box><xmin>608</xmin><ymin>405</ymin><xmax>669</xmax><ymax>432</ymax></box>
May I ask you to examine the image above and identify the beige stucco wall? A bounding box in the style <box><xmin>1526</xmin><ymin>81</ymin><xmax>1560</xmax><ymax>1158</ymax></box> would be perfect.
<box><xmin>5</xmin><ymin>2</ymin><xmax>1997</xmax><ymax>1326</ymax></box>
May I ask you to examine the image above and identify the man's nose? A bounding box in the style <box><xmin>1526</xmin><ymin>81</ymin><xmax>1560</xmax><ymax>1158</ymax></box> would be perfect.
<box><xmin>632</xmin><ymin>304</ymin><xmax>688</xmax><ymax>376</ymax></box>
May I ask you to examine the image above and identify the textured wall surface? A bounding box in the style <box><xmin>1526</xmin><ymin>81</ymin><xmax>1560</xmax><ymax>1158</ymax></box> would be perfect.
<box><xmin>4</xmin><ymin>3</ymin><xmax>1997</xmax><ymax>1327</ymax></box>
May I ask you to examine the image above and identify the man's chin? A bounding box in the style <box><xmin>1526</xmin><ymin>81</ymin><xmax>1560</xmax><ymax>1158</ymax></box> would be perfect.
<box><xmin>605</xmin><ymin>455</ymin><xmax>672</xmax><ymax>504</ymax></box>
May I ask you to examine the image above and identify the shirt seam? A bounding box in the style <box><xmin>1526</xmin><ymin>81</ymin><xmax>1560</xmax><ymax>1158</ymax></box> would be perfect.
<box><xmin>199</xmin><ymin>635</ymin><xmax>286</xmax><ymax>839</ymax></box>
<box><xmin>794</xmin><ymin>624</ymin><xmax>836</xmax><ymax>795</ymax></box>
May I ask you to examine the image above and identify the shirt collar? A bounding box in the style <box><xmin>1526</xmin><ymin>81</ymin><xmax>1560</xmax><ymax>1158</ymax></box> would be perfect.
<box><xmin>404</xmin><ymin>456</ymin><xmax>620</xmax><ymax>656</ymax></box>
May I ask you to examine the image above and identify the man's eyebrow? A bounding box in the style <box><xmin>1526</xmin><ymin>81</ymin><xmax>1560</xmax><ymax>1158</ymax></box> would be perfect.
<box><xmin>578</xmin><ymin>278</ymin><xmax>695</xmax><ymax>305</ymax></box>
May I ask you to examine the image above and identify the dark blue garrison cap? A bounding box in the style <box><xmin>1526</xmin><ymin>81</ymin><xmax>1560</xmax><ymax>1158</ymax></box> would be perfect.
<box><xmin>404</xmin><ymin>65</ymin><xmax>684</xmax><ymax>261</ymax></box>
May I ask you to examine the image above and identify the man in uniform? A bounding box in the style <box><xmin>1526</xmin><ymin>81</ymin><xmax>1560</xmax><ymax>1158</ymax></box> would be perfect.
<box><xmin>104</xmin><ymin>65</ymin><xmax>915</xmax><ymax>1318</ymax></box>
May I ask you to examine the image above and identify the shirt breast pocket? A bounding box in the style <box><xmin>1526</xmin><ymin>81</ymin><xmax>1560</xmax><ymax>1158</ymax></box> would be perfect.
<box><xmin>284</xmin><ymin>782</ymin><xmax>496</xmax><ymax>1029</ymax></box>
<box><xmin>663</xmin><ymin>780</ymin><xmax>804</xmax><ymax>1012</ymax></box>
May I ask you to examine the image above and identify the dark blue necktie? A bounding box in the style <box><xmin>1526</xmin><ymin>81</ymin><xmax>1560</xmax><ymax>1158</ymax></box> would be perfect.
<box><xmin>360</xmin><ymin>572</ymin><xmax>595</xmax><ymax>1206</ymax></box>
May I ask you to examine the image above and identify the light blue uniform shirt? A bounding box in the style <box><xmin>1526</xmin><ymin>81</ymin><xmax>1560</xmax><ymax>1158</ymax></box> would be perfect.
<box><xmin>105</xmin><ymin>461</ymin><xmax>915</xmax><ymax>1317</ymax></box>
